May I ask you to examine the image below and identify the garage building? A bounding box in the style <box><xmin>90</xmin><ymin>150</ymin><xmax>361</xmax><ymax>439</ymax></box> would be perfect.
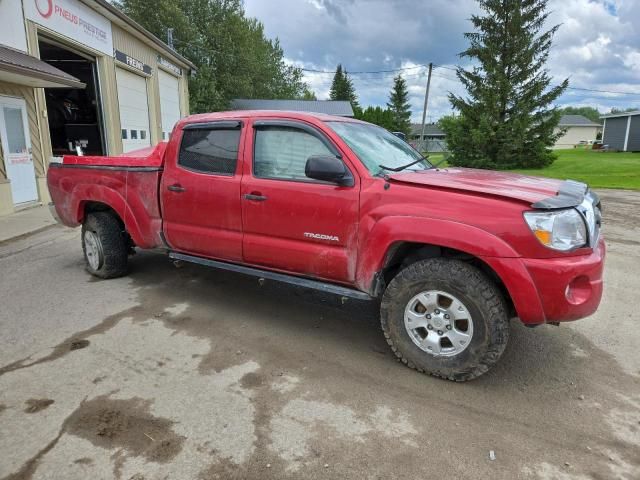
<box><xmin>0</xmin><ymin>0</ymin><xmax>195</xmax><ymax>216</ymax></box>
<box><xmin>601</xmin><ymin>111</ymin><xmax>640</xmax><ymax>152</ymax></box>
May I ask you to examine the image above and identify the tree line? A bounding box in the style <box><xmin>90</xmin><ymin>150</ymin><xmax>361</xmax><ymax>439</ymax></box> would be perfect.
<box><xmin>117</xmin><ymin>0</ymin><xmax>623</xmax><ymax>171</ymax></box>
<box><xmin>329</xmin><ymin>64</ymin><xmax>413</xmax><ymax>135</ymax></box>
<box><xmin>114</xmin><ymin>0</ymin><xmax>313</xmax><ymax>113</ymax></box>
<box><xmin>114</xmin><ymin>0</ymin><xmax>414</xmax><ymax>135</ymax></box>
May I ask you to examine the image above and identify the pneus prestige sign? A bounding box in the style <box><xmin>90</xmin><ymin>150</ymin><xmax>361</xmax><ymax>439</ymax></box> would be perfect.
<box><xmin>25</xmin><ymin>0</ymin><xmax>113</xmax><ymax>56</ymax></box>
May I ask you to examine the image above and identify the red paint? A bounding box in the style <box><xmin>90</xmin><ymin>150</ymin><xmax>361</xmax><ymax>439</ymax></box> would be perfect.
<box><xmin>47</xmin><ymin>111</ymin><xmax>606</xmax><ymax>325</ymax></box>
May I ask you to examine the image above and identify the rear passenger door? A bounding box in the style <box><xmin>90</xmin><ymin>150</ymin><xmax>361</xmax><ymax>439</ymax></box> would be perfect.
<box><xmin>161</xmin><ymin>121</ymin><xmax>244</xmax><ymax>261</ymax></box>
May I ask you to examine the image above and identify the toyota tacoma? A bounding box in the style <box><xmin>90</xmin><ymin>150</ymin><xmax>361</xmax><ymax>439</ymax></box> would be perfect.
<box><xmin>48</xmin><ymin>111</ymin><xmax>605</xmax><ymax>381</ymax></box>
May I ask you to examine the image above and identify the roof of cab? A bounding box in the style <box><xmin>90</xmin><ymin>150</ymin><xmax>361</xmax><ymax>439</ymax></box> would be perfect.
<box><xmin>177</xmin><ymin>110</ymin><xmax>363</xmax><ymax>128</ymax></box>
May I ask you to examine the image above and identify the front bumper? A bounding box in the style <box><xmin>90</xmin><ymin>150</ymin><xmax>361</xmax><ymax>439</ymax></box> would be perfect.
<box><xmin>485</xmin><ymin>238</ymin><xmax>605</xmax><ymax>324</ymax></box>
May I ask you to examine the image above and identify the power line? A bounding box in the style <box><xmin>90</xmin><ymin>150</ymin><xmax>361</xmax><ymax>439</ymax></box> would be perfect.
<box><xmin>565</xmin><ymin>86</ymin><xmax>640</xmax><ymax>96</ymax></box>
<box><xmin>300</xmin><ymin>62</ymin><xmax>640</xmax><ymax>98</ymax></box>
<box><xmin>300</xmin><ymin>64</ymin><xmax>429</xmax><ymax>75</ymax></box>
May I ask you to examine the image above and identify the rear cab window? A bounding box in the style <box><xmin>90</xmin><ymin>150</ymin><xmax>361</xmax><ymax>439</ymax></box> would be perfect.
<box><xmin>178</xmin><ymin>122</ymin><xmax>242</xmax><ymax>175</ymax></box>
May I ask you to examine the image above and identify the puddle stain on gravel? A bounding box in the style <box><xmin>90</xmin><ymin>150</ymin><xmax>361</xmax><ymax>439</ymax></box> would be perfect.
<box><xmin>23</xmin><ymin>398</ymin><xmax>54</xmax><ymax>414</ymax></box>
<box><xmin>5</xmin><ymin>394</ymin><xmax>184</xmax><ymax>480</ymax></box>
<box><xmin>0</xmin><ymin>306</ymin><xmax>144</xmax><ymax>377</ymax></box>
<box><xmin>64</xmin><ymin>395</ymin><xmax>185</xmax><ymax>473</ymax></box>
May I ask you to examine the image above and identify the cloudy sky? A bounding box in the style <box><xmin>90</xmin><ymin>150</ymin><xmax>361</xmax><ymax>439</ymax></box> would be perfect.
<box><xmin>243</xmin><ymin>0</ymin><xmax>640</xmax><ymax>122</ymax></box>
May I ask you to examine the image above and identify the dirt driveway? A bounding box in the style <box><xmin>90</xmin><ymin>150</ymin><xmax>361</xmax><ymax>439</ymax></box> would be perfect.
<box><xmin>0</xmin><ymin>189</ymin><xmax>639</xmax><ymax>480</ymax></box>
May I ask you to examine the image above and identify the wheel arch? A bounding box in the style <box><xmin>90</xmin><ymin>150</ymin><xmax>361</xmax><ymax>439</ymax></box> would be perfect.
<box><xmin>377</xmin><ymin>240</ymin><xmax>515</xmax><ymax>317</ymax></box>
<box><xmin>71</xmin><ymin>185</ymin><xmax>147</xmax><ymax>247</ymax></box>
<box><xmin>357</xmin><ymin>216</ymin><xmax>520</xmax><ymax>315</ymax></box>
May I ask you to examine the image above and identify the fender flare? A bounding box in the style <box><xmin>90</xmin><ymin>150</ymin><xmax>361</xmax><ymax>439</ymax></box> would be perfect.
<box><xmin>355</xmin><ymin>216</ymin><xmax>521</xmax><ymax>292</ymax></box>
<box><xmin>70</xmin><ymin>184</ymin><xmax>147</xmax><ymax>247</ymax></box>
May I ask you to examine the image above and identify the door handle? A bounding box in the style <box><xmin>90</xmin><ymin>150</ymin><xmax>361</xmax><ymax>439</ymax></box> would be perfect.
<box><xmin>167</xmin><ymin>184</ymin><xmax>186</xmax><ymax>193</ymax></box>
<box><xmin>243</xmin><ymin>193</ymin><xmax>267</xmax><ymax>202</ymax></box>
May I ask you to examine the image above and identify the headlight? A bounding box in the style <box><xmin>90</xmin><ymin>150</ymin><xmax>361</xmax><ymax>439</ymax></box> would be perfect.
<box><xmin>524</xmin><ymin>209</ymin><xmax>587</xmax><ymax>251</ymax></box>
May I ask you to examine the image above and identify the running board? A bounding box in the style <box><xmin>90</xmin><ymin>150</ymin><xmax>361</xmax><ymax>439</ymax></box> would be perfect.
<box><xmin>169</xmin><ymin>252</ymin><xmax>374</xmax><ymax>301</ymax></box>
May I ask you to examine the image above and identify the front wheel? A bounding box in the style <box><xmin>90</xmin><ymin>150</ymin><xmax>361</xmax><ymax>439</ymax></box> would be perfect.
<box><xmin>380</xmin><ymin>258</ymin><xmax>509</xmax><ymax>381</ymax></box>
<box><xmin>81</xmin><ymin>212</ymin><xmax>129</xmax><ymax>279</ymax></box>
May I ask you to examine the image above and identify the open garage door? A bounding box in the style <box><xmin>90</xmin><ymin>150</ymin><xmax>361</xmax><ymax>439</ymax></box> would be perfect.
<box><xmin>39</xmin><ymin>39</ymin><xmax>105</xmax><ymax>157</ymax></box>
<box><xmin>158</xmin><ymin>70</ymin><xmax>181</xmax><ymax>141</ymax></box>
<box><xmin>116</xmin><ymin>68</ymin><xmax>151</xmax><ymax>153</ymax></box>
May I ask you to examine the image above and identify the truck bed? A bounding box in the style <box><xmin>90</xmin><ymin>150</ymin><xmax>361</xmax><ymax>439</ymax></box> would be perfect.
<box><xmin>47</xmin><ymin>143</ymin><xmax>168</xmax><ymax>249</ymax></box>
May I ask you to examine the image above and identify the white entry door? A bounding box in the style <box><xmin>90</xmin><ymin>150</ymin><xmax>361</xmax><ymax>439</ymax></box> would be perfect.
<box><xmin>116</xmin><ymin>68</ymin><xmax>151</xmax><ymax>153</ymax></box>
<box><xmin>158</xmin><ymin>69</ymin><xmax>181</xmax><ymax>141</ymax></box>
<box><xmin>0</xmin><ymin>96</ymin><xmax>37</xmax><ymax>205</ymax></box>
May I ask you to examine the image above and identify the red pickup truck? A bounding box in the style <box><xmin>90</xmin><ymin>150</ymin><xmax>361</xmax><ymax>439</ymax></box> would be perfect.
<box><xmin>48</xmin><ymin>110</ymin><xmax>605</xmax><ymax>381</ymax></box>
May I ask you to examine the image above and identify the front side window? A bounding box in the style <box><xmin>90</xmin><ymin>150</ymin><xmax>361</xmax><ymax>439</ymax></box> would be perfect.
<box><xmin>179</xmin><ymin>128</ymin><xmax>241</xmax><ymax>175</ymax></box>
<box><xmin>254</xmin><ymin>126</ymin><xmax>334</xmax><ymax>181</ymax></box>
<box><xmin>328</xmin><ymin>121</ymin><xmax>431</xmax><ymax>176</ymax></box>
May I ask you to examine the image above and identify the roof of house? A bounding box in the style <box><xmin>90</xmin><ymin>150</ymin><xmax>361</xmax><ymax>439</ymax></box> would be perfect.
<box><xmin>410</xmin><ymin>123</ymin><xmax>446</xmax><ymax>136</ymax></box>
<box><xmin>0</xmin><ymin>44</ymin><xmax>84</xmax><ymax>89</ymax></box>
<box><xmin>230</xmin><ymin>99</ymin><xmax>354</xmax><ymax>117</ymax></box>
<box><xmin>600</xmin><ymin>110</ymin><xmax>640</xmax><ymax>119</ymax></box>
<box><xmin>558</xmin><ymin>115</ymin><xmax>602</xmax><ymax>127</ymax></box>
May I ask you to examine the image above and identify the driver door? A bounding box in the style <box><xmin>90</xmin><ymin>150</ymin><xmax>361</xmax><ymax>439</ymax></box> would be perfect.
<box><xmin>240</xmin><ymin>120</ymin><xmax>360</xmax><ymax>283</ymax></box>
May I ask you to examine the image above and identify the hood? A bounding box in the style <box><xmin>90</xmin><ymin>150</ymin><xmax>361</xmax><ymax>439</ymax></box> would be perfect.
<box><xmin>389</xmin><ymin>167</ymin><xmax>568</xmax><ymax>206</ymax></box>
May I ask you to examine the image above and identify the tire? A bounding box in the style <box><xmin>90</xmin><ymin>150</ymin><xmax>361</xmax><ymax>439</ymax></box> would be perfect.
<box><xmin>81</xmin><ymin>212</ymin><xmax>129</xmax><ymax>279</ymax></box>
<box><xmin>380</xmin><ymin>258</ymin><xmax>509</xmax><ymax>381</ymax></box>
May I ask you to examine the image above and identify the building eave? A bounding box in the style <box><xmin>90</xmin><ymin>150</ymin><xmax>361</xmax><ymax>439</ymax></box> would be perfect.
<box><xmin>600</xmin><ymin>111</ymin><xmax>640</xmax><ymax>119</ymax></box>
<box><xmin>82</xmin><ymin>0</ymin><xmax>197</xmax><ymax>72</ymax></box>
<box><xmin>0</xmin><ymin>45</ymin><xmax>84</xmax><ymax>89</ymax></box>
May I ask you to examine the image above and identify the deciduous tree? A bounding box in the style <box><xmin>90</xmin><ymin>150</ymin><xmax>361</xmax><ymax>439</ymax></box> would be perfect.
<box><xmin>115</xmin><ymin>0</ymin><xmax>310</xmax><ymax>113</ymax></box>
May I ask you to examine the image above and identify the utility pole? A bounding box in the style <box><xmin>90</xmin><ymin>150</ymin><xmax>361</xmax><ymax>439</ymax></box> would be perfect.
<box><xmin>419</xmin><ymin>62</ymin><xmax>433</xmax><ymax>150</ymax></box>
<box><xmin>167</xmin><ymin>28</ymin><xmax>174</xmax><ymax>49</ymax></box>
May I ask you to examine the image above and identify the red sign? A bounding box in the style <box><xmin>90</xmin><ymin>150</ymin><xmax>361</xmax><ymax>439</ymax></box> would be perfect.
<box><xmin>35</xmin><ymin>0</ymin><xmax>53</xmax><ymax>18</ymax></box>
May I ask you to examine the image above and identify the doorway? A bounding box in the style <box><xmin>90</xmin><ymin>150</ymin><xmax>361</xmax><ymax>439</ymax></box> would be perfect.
<box><xmin>0</xmin><ymin>96</ymin><xmax>38</xmax><ymax>205</ymax></box>
<box><xmin>38</xmin><ymin>38</ymin><xmax>106</xmax><ymax>156</ymax></box>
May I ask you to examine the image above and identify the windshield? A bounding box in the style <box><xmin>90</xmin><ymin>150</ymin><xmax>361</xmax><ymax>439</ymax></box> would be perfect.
<box><xmin>327</xmin><ymin>121</ymin><xmax>432</xmax><ymax>175</ymax></box>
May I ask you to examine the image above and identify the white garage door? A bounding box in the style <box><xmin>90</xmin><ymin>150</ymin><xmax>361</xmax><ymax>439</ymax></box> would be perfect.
<box><xmin>158</xmin><ymin>70</ymin><xmax>181</xmax><ymax>141</ymax></box>
<box><xmin>116</xmin><ymin>68</ymin><xmax>151</xmax><ymax>153</ymax></box>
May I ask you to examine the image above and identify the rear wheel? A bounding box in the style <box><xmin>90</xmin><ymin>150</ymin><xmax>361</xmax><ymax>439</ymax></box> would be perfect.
<box><xmin>380</xmin><ymin>258</ymin><xmax>509</xmax><ymax>381</ymax></box>
<box><xmin>82</xmin><ymin>212</ymin><xmax>128</xmax><ymax>278</ymax></box>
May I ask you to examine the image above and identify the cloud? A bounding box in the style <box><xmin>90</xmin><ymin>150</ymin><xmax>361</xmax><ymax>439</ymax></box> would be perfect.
<box><xmin>245</xmin><ymin>0</ymin><xmax>640</xmax><ymax>120</ymax></box>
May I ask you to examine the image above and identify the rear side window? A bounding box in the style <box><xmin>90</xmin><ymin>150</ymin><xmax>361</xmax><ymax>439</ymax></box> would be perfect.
<box><xmin>179</xmin><ymin>128</ymin><xmax>241</xmax><ymax>175</ymax></box>
<box><xmin>254</xmin><ymin>126</ymin><xmax>333</xmax><ymax>181</ymax></box>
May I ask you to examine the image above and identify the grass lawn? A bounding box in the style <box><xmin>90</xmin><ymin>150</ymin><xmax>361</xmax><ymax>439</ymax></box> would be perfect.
<box><xmin>511</xmin><ymin>149</ymin><xmax>640</xmax><ymax>190</ymax></box>
<box><xmin>426</xmin><ymin>149</ymin><xmax>640</xmax><ymax>190</ymax></box>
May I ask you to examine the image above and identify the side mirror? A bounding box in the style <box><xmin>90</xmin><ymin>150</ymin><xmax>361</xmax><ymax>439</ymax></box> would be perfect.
<box><xmin>305</xmin><ymin>155</ymin><xmax>353</xmax><ymax>186</ymax></box>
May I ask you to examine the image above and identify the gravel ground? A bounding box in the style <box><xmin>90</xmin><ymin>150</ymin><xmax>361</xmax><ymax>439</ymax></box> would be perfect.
<box><xmin>0</xmin><ymin>189</ymin><xmax>638</xmax><ymax>480</ymax></box>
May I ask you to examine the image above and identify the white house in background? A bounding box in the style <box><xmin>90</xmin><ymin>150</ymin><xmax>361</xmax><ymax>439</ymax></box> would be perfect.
<box><xmin>552</xmin><ymin>115</ymin><xmax>602</xmax><ymax>149</ymax></box>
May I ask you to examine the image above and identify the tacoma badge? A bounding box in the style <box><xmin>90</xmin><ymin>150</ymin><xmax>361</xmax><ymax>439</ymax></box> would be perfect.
<box><xmin>304</xmin><ymin>232</ymin><xmax>340</xmax><ymax>242</ymax></box>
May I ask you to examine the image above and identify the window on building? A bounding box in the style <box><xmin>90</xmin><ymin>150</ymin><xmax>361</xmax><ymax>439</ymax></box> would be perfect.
<box><xmin>178</xmin><ymin>127</ymin><xmax>241</xmax><ymax>175</ymax></box>
<box><xmin>121</xmin><ymin>129</ymin><xmax>127</xmax><ymax>139</ymax></box>
<box><xmin>131</xmin><ymin>129</ymin><xmax>138</xmax><ymax>139</ymax></box>
<box><xmin>140</xmin><ymin>130</ymin><xmax>146</xmax><ymax>140</ymax></box>
<box><xmin>254</xmin><ymin>126</ymin><xmax>334</xmax><ymax>181</ymax></box>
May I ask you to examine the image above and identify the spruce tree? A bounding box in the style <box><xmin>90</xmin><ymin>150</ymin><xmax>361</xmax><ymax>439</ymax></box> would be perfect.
<box><xmin>329</xmin><ymin>64</ymin><xmax>347</xmax><ymax>101</ymax></box>
<box><xmin>387</xmin><ymin>75</ymin><xmax>412</xmax><ymax>135</ymax></box>
<box><xmin>329</xmin><ymin>64</ymin><xmax>360</xmax><ymax>113</ymax></box>
<box><xmin>445</xmin><ymin>0</ymin><xmax>568</xmax><ymax>169</ymax></box>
